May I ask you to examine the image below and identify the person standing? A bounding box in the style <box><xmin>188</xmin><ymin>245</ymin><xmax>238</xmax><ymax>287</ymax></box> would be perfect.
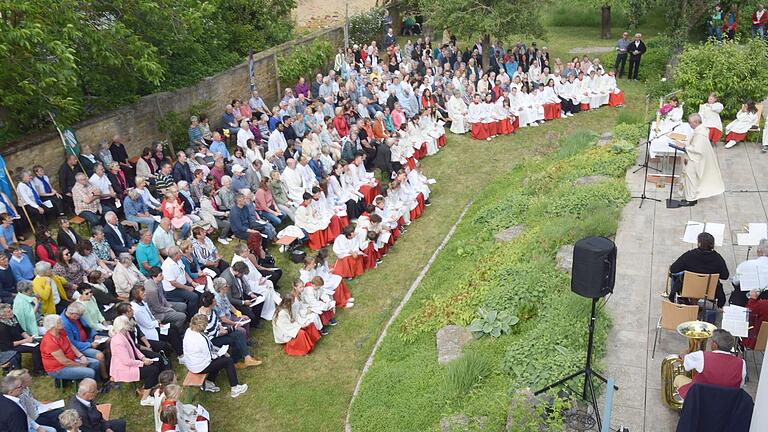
<box><xmin>698</xmin><ymin>93</ymin><xmax>724</xmax><ymax>144</ymax></box>
<box><xmin>627</xmin><ymin>33</ymin><xmax>646</xmax><ymax>80</ymax></box>
<box><xmin>752</xmin><ymin>4</ymin><xmax>768</xmax><ymax>39</ymax></box>
<box><xmin>724</xmin><ymin>4</ymin><xmax>740</xmax><ymax>40</ymax></box>
<box><xmin>678</xmin><ymin>113</ymin><xmax>725</xmax><ymax>207</ymax></box>
<box><xmin>614</xmin><ymin>32</ymin><xmax>630</xmax><ymax>78</ymax></box>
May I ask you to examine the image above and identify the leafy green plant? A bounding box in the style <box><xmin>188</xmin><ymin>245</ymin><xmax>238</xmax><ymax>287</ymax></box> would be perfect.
<box><xmin>505</xmin><ymin>389</ymin><xmax>568</xmax><ymax>432</ymax></box>
<box><xmin>276</xmin><ymin>39</ymin><xmax>334</xmax><ymax>87</ymax></box>
<box><xmin>612</xmin><ymin>122</ymin><xmax>647</xmax><ymax>145</ymax></box>
<box><xmin>441</xmin><ymin>352</ymin><xmax>493</xmax><ymax>400</ymax></box>
<box><xmin>157</xmin><ymin>100</ymin><xmax>214</xmax><ymax>152</ymax></box>
<box><xmin>675</xmin><ymin>38</ymin><xmax>768</xmax><ymax>119</ymax></box>
<box><xmin>349</xmin><ymin>8</ymin><xmax>386</xmax><ymax>46</ymax></box>
<box><xmin>468</xmin><ymin>308</ymin><xmax>519</xmax><ymax>338</ymax></box>
<box><xmin>557</xmin><ymin>129</ymin><xmax>598</xmax><ymax>158</ymax></box>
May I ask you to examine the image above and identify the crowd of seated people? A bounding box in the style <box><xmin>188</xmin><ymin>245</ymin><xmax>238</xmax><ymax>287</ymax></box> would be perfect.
<box><xmin>0</xmin><ymin>26</ymin><xmax>649</xmax><ymax>429</ymax></box>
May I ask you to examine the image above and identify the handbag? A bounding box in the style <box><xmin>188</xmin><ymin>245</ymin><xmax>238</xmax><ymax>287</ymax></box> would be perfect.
<box><xmin>259</xmin><ymin>254</ymin><xmax>276</xmax><ymax>267</ymax></box>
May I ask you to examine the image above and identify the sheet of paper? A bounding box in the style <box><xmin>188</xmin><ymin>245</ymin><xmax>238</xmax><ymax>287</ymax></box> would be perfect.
<box><xmin>682</xmin><ymin>221</ymin><xmax>724</xmax><ymax>246</ymax></box>
<box><xmin>93</xmin><ymin>336</ymin><xmax>109</xmax><ymax>345</ymax></box>
<box><xmin>152</xmin><ymin>215</ymin><xmax>162</xmax><ymax>223</ymax></box>
<box><xmin>197</xmin><ymin>404</ymin><xmax>210</xmax><ymax>420</ymax></box>
<box><xmin>723</xmin><ymin>305</ymin><xmax>748</xmax><ymax>320</ymax></box>
<box><xmin>42</xmin><ymin>200</ymin><xmax>53</xmax><ymax>208</ymax></box>
<box><xmin>249</xmin><ymin>296</ymin><xmax>265</xmax><ymax>306</ymax></box>
<box><xmin>159</xmin><ymin>323</ymin><xmax>170</xmax><ymax>336</ymax></box>
<box><xmin>704</xmin><ymin>222</ymin><xmax>725</xmax><ymax>247</ymax></box>
<box><xmin>749</xmin><ymin>223</ymin><xmax>768</xmax><ymax>241</ymax></box>
<box><xmin>202</xmin><ymin>268</ymin><xmax>217</xmax><ymax>278</ymax></box>
<box><xmin>682</xmin><ymin>221</ymin><xmax>705</xmax><ymax>244</ymax></box>
<box><xmin>148</xmin><ymin>357</ymin><xmax>160</xmax><ymax>362</ymax></box>
<box><xmin>737</xmin><ymin>232</ymin><xmax>761</xmax><ymax>246</ymax></box>
<box><xmin>21</xmin><ymin>342</ymin><xmax>39</xmax><ymax>347</ymax></box>
<box><xmin>722</xmin><ymin>319</ymin><xmax>749</xmax><ymax>338</ymax></box>
<box><xmin>236</xmin><ymin>317</ymin><xmax>252</xmax><ymax>326</ymax></box>
<box><xmin>114</xmin><ymin>200</ymin><xmax>121</xmax><ymax>209</ymax></box>
<box><xmin>195</xmin><ymin>421</ymin><xmax>209</xmax><ymax>432</ymax></box>
<box><xmin>194</xmin><ymin>285</ymin><xmax>206</xmax><ymax>293</ymax></box>
<box><xmin>39</xmin><ymin>400</ymin><xmax>65</xmax><ymax>413</ymax></box>
<box><xmin>103</xmin><ymin>303</ymin><xmax>115</xmax><ymax>312</ymax></box>
<box><xmin>427</xmin><ymin>178</ymin><xmax>437</xmax><ymax>185</ymax></box>
<box><xmin>736</xmin><ymin>259</ymin><xmax>768</xmax><ymax>291</ymax></box>
<box><xmin>216</xmin><ymin>344</ymin><xmax>229</xmax><ymax>357</ymax></box>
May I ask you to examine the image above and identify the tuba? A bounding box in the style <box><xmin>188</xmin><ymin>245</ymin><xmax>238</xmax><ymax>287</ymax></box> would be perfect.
<box><xmin>660</xmin><ymin>320</ymin><xmax>717</xmax><ymax>410</ymax></box>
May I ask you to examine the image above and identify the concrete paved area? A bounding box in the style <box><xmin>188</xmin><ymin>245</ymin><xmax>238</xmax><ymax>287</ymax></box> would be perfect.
<box><xmin>605</xmin><ymin>142</ymin><xmax>764</xmax><ymax>431</ymax></box>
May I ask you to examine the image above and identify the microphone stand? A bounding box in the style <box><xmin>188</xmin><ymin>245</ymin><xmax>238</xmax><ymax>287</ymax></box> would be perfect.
<box><xmin>632</xmin><ymin>125</ymin><xmax>681</xmax><ymax>208</ymax></box>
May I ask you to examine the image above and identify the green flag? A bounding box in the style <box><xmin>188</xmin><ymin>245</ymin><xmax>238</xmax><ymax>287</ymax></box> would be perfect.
<box><xmin>62</xmin><ymin>128</ymin><xmax>80</xmax><ymax>156</ymax></box>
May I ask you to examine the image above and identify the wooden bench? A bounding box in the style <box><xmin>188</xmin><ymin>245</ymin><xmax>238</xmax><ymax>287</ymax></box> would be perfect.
<box><xmin>182</xmin><ymin>372</ymin><xmax>207</xmax><ymax>400</ymax></box>
<box><xmin>69</xmin><ymin>215</ymin><xmax>90</xmax><ymax>237</ymax></box>
<box><xmin>97</xmin><ymin>403</ymin><xmax>111</xmax><ymax>420</ymax></box>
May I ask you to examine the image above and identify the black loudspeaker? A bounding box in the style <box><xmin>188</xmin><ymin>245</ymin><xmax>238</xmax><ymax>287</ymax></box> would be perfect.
<box><xmin>571</xmin><ymin>236</ymin><xmax>617</xmax><ymax>299</ymax></box>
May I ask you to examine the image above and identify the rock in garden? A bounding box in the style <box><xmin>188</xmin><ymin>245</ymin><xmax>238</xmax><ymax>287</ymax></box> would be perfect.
<box><xmin>556</xmin><ymin>245</ymin><xmax>574</xmax><ymax>273</ymax></box>
<box><xmin>440</xmin><ymin>414</ymin><xmax>487</xmax><ymax>432</ymax></box>
<box><xmin>572</xmin><ymin>175</ymin><xmax>610</xmax><ymax>186</ymax></box>
<box><xmin>436</xmin><ymin>325</ymin><xmax>473</xmax><ymax>365</ymax></box>
<box><xmin>494</xmin><ymin>225</ymin><xmax>525</xmax><ymax>242</ymax></box>
<box><xmin>597</xmin><ymin>132</ymin><xmax>613</xmax><ymax>146</ymax></box>
<box><xmin>505</xmin><ymin>389</ymin><xmax>547</xmax><ymax>432</ymax></box>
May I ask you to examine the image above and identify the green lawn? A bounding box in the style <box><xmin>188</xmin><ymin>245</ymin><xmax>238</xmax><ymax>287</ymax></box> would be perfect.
<box><xmin>27</xmin><ymin>14</ymin><xmax>662</xmax><ymax>432</ymax></box>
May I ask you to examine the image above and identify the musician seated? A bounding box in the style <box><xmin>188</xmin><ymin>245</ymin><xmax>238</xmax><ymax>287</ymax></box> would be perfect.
<box><xmin>669</xmin><ymin>232</ymin><xmax>729</xmax><ymax>308</ymax></box>
<box><xmin>729</xmin><ymin>238</ymin><xmax>768</xmax><ymax>306</ymax></box>
<box><xmin>674</xmin><ymin>329</ymin><xmax>746</xmax><ymax>400</ymax></box>
<box><xmin>743</xmin><ymin>289</ymin><xmax>768</xmax><ymax>349</ymax></box>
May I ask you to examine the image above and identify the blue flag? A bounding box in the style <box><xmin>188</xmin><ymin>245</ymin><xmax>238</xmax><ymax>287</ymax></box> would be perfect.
<box><xmin>0</xmin><ymin>154</ymin><xmax>14</xmax><ymax>204</ymax></box>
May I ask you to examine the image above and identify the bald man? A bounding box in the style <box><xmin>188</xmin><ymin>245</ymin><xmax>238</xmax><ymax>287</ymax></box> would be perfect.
<box><xmin>679</xmin><ymin>113</ymin><xmax>725</xmax><ymax>207</ymax></box>
<box><xmin>67</xmin><ymin>378</ymin><xmax>126</xmax><ymax>432</ymax></box>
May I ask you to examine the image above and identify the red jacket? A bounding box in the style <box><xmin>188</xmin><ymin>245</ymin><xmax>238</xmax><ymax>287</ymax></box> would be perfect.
<box><xmin>745</xmin><ymin>297</ymin><xmax>768</xmax><ymax>348</ymax></box>
<box><xmin>753</xmin><ymin>10</ymin><xmax>768</xmax><ymax>26</ymax></box>
<box><xmin>333</xmin><ymin>115</ymin><xmax>349</xmax><ymax>137</ymax></box>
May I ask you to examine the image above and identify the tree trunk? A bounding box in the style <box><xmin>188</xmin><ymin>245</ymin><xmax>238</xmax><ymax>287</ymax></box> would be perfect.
<box><xmin>388</xmin><ymin>5</ymin><xmax>402</xmax><ymax>37</ymax></box>
<box><xmin>601</xmin><ymin>6</ymin><xmax>611</xmax><ymax>39</ymax></box>
<box><xmin>481</xmin><ymin>33</ymin><xmax>491</xmax><ymax>70</ymax></box>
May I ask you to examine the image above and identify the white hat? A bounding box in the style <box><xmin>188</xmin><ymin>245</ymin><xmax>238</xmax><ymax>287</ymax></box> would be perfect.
<box><xmin>232</xmin><ymin>164</ymin><xmax>244</xmax><ymax>173</ymax></box>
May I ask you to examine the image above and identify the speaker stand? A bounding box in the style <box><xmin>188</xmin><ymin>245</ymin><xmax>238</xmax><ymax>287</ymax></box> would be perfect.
<box><xmin>534</xmin><ymin>298</ymin><xmax>618</xmax><ymax>431</ymax></box>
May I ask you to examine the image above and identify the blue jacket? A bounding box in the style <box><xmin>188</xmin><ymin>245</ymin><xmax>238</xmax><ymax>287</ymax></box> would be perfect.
<box><xmin>209</xmin><ymin>141</ymin><xmax>230</xmax><ymax>160</ymax></box>
<box><xmin>308</xmin><ymin>159</ymin><xmax>324</xmax><ymax>180</ymax></box>
<box><xmin>230</xmin><ymin>204</ymin><xmax>256</xmax><ymax>237</ymax></box>
<box><xmin>103</xmin><ymin>223</ymin><xmax>135</xmax><ymax>255</ymax></box>
<box><xmin>123</xmin><ymin>195</ymin><xmax>148</xmax><ymax>218</ymax></box>
<box><xmin>9</xmin><ymin>254</ymin><xmax>34</xmax><ymax>282</ymax></box>
<box><xmin>60</xmin><ymin>311</ymin><xmax>97</xmax><ymax>352</ymax></box>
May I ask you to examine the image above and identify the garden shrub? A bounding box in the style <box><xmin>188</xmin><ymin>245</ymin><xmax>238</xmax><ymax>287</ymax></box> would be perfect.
<box><xmin>276</xmin><ymin>39</ymin><xmax>333</xmax><ymax>86</ymax></box>
<box><xmin>157</xmin><ymin>100</ymin><xmax>215</xmax><ymax>152</ymax></box>
<box><xmin>612</xmin><ymin>122</ymin><xmax>647</xmax><ymax>144</ymax></box>
<box><xmin>557</xmin><ymin>129</ymin><xmax>598</xmax><ymax>158</ymax></box>
<box><xmin>349</xmin><ymin>8</ymin><xmax>386</xmax><ymax>45</ymax></box>
<box><xmin>675</xmin><ymin>38</ymin><xmax>768</xmax><ymax>118</ymax></box>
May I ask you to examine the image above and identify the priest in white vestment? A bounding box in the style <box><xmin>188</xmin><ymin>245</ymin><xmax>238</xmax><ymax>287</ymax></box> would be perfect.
<box><xmin>447</xmin><ymin>90</ymin><xmax>469</xmax><ymax>134</ymax></box>
<box><xmin>679</xmin><ymin>113</ymin><xmax>725</xmax><ymax>206</ymax></box>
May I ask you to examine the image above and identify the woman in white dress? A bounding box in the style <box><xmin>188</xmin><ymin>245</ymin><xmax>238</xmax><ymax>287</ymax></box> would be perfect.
<box><xmin>230</xmin><ymin>243</ymin><xmax>281</xmax><ymax>321</ymax></box>
<box><xmin>725</xmin><ymin>100</ymin><xmax>759</xmax><ymax>149</ymax></box>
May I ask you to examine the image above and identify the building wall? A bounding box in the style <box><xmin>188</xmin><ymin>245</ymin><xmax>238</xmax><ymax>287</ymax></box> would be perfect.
<box><xmin>3</xmin><ymin>25</ymin><xmax>345</xmax><ymax>187</ymax></box>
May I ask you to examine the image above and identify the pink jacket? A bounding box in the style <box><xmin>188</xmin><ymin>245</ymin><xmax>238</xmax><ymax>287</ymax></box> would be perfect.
<box><xmin>109</xmin><ymin>332</ymin><xmax>145</xmax><ymax>383</ymax></box>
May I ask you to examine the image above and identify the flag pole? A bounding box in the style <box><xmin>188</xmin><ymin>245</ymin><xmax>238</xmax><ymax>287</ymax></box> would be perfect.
<box><xmin>3</xmin><ymin>166</ymin><xmax>36</xmax><ymax>236</ymax></box>
<box><xmin>47</xmin><ymin>111</ymin><xmax>87</xmax><ymax>174</ymax></box>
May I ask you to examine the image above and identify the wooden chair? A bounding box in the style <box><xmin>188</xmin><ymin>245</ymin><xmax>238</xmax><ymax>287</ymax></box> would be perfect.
<box><xmin>678</xmin><ymin>271</ymin><xmax>719</xmax><ymax>309</ymax></box>
<box><xmin>652</xmin><ymin>300</ymin><xmax>699</xmax><ymax>359</ymax></box>
<box><xmin>96</xmin><ymin>403</ymin><xmax>111</xmax><ymax>421</ymax></box>
<box><xmin>745</xmin><ymin>321</ymin><xmax>768</xmax><ymax>378</ymax></box>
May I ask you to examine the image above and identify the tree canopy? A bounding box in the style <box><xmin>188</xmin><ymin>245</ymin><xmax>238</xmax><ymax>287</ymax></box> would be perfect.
<box><xmin>0</xmin><ymin>0</ymin><xmax>295</xmax><ymax>140</ymax></box>
<box><xmin>418</xmin><ymin>0</ymin><xmax>547</xmax><ymax>45</ymax></box>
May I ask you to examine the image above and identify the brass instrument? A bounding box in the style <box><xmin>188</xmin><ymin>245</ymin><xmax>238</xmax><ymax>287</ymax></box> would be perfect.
<box><xmin>660</xmin><ymin>321</ymin><xmax>717</xmax><ymax>410</ymax></box>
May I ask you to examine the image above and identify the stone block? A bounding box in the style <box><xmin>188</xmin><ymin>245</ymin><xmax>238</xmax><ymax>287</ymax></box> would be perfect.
<box><xmin>494</xmin><ymin>225</ymin><xmax>524</xmax><ymax>242</ymax></box>
<box><xmin>555</xmin><ymin>245</ymin><xmax>574</xmax><ymax>273</ymax></box>
<box><xmin>436</xmin><ymin>325</ymin><xmax>473</xmax><ymax>365</ymax></box>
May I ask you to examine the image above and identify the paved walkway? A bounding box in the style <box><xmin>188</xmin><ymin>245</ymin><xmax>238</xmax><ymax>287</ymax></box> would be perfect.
<box><xmin>605</xmin><ymin>142</ymin><xmax>765</xmax><ymax>431</ymax></box>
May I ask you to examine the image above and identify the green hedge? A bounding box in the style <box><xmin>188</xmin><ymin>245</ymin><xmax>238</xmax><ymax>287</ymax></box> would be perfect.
<box><xmin>349</xmin><ymin>135</ymin><xmax>636</xmax><ymax>431</ymax></box>
<box><xmin>276</xmin><ymin>39</ymin><xmax>334</xmax><ymax>87</ymax></box>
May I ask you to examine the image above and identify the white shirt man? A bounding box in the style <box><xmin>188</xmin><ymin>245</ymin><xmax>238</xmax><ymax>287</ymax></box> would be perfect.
<box><xmin>236</xmin><ymin>121</ymin><xmax>254</xmax><ymax>151</ymax></box>
<box><xmin>161</xmin><ymin>256</ymin><xmax>187</xmax><ymax>292</ymax></box>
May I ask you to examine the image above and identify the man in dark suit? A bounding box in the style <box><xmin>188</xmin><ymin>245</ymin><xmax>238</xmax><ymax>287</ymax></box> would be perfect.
<box><xmin>0</xmin><ymin>375</ymin><xmax>29</xmax><ymax>432</ymax></box>
<box><xmin>102</xmin><ymin>211</ymin><xmax>136</xmax><ymax>255</ymax></box>
<box><xmin>68</xmin><ymin>378</ymin><xmax>126</xmax><ymax>432</ymax></box>
<box><xmin>627</xmin><ymin>32</ymin><xmax>647</xmax><ymax>80</ymax></box>
<box><xmin>58</xmin><ymin>154</ymin><xmax>80</xmax><ymax>215</ymax></box>
<box><xmin>221</xmin><ymin>261</ymin><xmax>263</xmax><ymax>324</ymax></box>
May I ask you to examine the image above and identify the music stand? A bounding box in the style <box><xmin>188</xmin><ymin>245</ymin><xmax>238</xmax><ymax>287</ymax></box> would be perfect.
<box><xmin>666</xmin><ymin>142</ymin><xmax>686</xmax><ymax>208</ymax></box>
<box><xmin>534</xmin><ymin>297</ymin><xmax>617</xmax><ymax>431</ymax></box>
